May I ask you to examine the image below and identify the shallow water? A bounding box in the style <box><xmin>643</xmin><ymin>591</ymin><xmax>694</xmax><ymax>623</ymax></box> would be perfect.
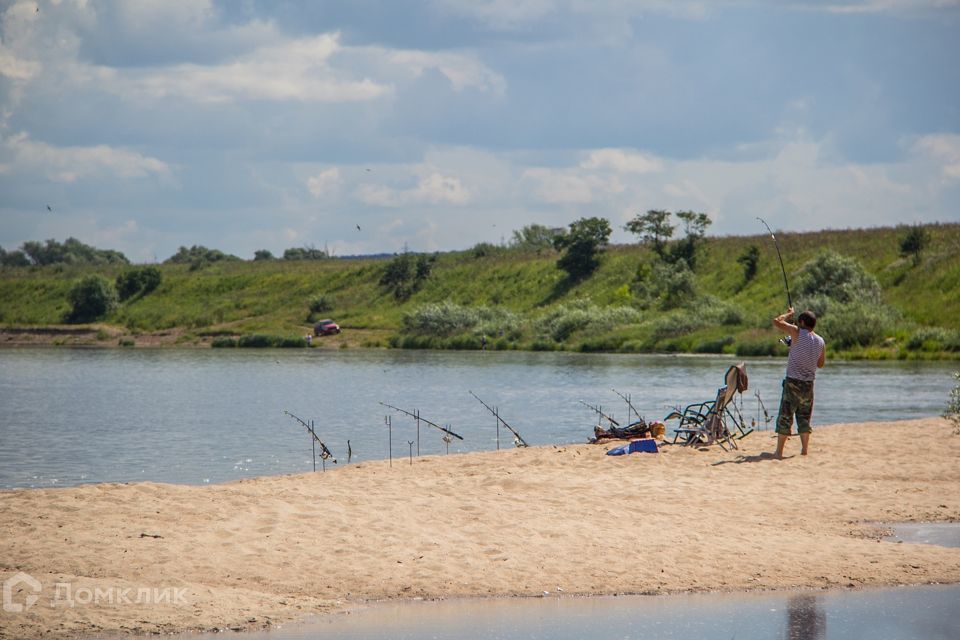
<box><xmin>885</xmin><ymin>522</ymin><xmax>960</xmax><ymax>548</ymax></box>
<box><xmin>157</xmin><ymin>585</ymin><xmax>960</xmax><ymax>640</ymax></box>
<box><xmin>0</xmin><ymin>348</ymin><xmax>955</xmax><ymax>488</ymax></box>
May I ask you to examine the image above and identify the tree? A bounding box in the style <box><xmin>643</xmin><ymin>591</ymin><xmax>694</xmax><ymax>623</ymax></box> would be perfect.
<box><xmin>0</xmin><ymin>246</ymin><xmax>30</xmax><ymax>267</ymax></box>
<box><xmin>65</xmin><ymin>275</ymin><xmax>118</xmax><ymax>323</ymax></box>
<box><xmin>669</xmin><ymin>211</ymin><xmax>712</xmax><ymax>268</ymax></box>
<box><xmin>116</xmin><ymin>266</ymin><xmax>162</xmax><ymax>301</ymax></box>
<box><xmin>19</xmin><ymin>237</ymin><xmax>128</xmax><ymax>266</ymax></box>
<box><xmin>899</xmin><ymin>224</ymin><xmax>930</xmax><ymax>266</ymax></box>
<box><xmin>165</xmin><ymin>245</ymin><xmax>239</xmax><ymax>264</ymax></box>
<box><xmin>282</xmin><ymin>246</ymin><xmax>328</xmax><ymax>261</ymax></box>
<box><xmin>736</xmin><ymin>245</ymin><xmax>761</xmax><ymax>283</ymax></box>
<box><xmin>510</xmin><ymin>224</ymin><xmax>562</xmax><ymax>252</ymax></box>
<box><xmin>553</xmin><ymin>217</ymin><xmax>612</xmax><ymax>281</ymax></box>
<box><xmin>379</xmin><ymin>253</ymin><xmax>436</xmax><ymax>300</ymax></box>
<box><xmin>624</xmin><ymin>210</ymin><xmax>673</xmax><ymax>257</ymax></box>
<box><xmin>253</xmin><ymin>249</ymin><xmax>275</xmax><ymax>261</ymax></box>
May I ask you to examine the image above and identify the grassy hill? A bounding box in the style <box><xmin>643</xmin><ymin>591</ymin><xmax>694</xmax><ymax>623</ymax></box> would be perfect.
<box><xmin>1</xmin><ymin>223</ymin><xmax>958</xmax><ymax>359</ymax></box>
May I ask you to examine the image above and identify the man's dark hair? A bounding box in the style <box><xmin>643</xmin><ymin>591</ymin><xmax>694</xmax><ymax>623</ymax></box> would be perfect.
<box><xmin>798</xmin><ymin>310</ymin><xmax>817</xmax><ymax>330</ymax></box>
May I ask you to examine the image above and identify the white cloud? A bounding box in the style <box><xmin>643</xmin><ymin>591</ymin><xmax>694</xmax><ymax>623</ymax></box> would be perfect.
<box><xmin>306</xmin><ymin>167</ymin><xmax>342</xmax><ymax>198</ymax></box>
<box><xmin>816</xmin><ymin>0</ymin><xmax>960</xmax><ymax>14</ymax></box>
<box><xmin>913</xmin><ymin>133</ymin><xmax>960</xmax><ymax>180</ymax></box>
<box><xmin>581</xmin><ymin>148</ymin><xmax>663</xmax><ymax>174</ymax></box>
<box><xmin>0</xmin><ymin>43</ymin><xmax>41</xmax><ymax>81</ymax></box>
<box><xmin>115</xmin><ymin>33</ymin><xmax>389</xmax><ymax>103</ymax></box>
<box><xmin>355</xmin><ymin>168</ymin><xmax>472</xmax><ymax>207</ymax></box>
<box><xmin>2</xmin><ymin>132</ymin><xmax>172</xmax><ymax>183</ymax></box>
<box><xmin>388</xmin><ymin>49</ymin><xmax>506</xmax><ymax>93</ymax></box>
<box><xmin>522</xmin><ymin>168</ymin><xmax>596</xmax><ymax>204</ymax></box>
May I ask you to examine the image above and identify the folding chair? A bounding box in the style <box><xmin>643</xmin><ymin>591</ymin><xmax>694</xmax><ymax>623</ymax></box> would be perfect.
<box><xmin>666</xmin><ymin>363</ymin><xmax>750</xmax><ymax>450</ymax></box>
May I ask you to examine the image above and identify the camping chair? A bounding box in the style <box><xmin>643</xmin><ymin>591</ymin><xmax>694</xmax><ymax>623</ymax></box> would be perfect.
<box><xmin>666</xmin><ymin>363</ymin><xmax>751</xmax><ymax>450</ymax></box>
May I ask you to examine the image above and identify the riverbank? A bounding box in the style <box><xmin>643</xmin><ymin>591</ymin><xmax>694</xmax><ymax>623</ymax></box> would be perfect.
<box><xmin>3</xmin><ymin>325</ymin><xmax>959</xmax><ymax>360</ymax></box>
<box><xmin>1</xmin><ymin>418</ymin><xmax>959</xmax><ymax>639</ymax></box>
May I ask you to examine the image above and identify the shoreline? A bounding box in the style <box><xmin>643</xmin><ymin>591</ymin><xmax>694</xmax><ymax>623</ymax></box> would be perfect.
<box><xmin>3</xmin><ymin>325</ymin><xmax>960</xmax><ymax>361</ymax></box>
<box><xmin>1</xmin><ymin>418</ymin><xmax>959</xmax><ymax>639</ymax></box>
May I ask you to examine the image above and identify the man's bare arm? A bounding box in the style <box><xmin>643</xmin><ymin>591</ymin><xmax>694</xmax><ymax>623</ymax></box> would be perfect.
<box><xmin>773</xmin><ymin>307</ymin><xmax>799</xmax><ymax>341</ymax></box>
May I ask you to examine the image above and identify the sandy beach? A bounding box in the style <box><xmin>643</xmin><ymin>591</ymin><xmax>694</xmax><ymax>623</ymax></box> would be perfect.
<box><xmin>1</xmin><ymin>417</ymin><xmax>958</xmax><ymax>639</ymax></box>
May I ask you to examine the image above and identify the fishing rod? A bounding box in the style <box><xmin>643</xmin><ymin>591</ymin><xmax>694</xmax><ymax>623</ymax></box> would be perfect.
<box><xmin>611</xmin><ymin>388</ymin><xmax>644</xmax><ymax>425</ymax></box>
<box><xmin>468</xmin><ymin>390</ymin><xmax>529</xmax><ymax>448</ymax></box>
<box><xmin>578</xmin><ymin>399</ymin><xmax>619</xmax><ymax>427</ymax></box>
<box><xmin>378</xmin><ymin>402</ymin><xmax>464</xmax><ymax>441</ymax></box>
<box><xmin>756</xmin><ymin>217</ymin><xmax>793</xmax><ymax>310</ymax></box>
<box><xmin>283</xmin><ymin>410</ymin><xmax>337</xmax><ymax>467</ymax></box>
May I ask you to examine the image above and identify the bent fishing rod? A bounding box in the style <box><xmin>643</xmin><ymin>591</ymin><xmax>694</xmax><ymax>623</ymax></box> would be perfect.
<box><xmin>756</xmin><ymin>217</ymin><xmax>793</xmax><ymax>310</ymax></box>
<box><xmin>283</xmin><ymin>410</ymin><xmax>337</xmax><ymax>463</ymax></box>
<box><xmin>579</xmin><ymin>399</ymin><xmax>619</xmax><ymax>427</ymax></box>
<box><xmin>611</xmin><ymin>388</ymin><xmax>644</xmax><ymax>425</ymax></box>
<box><xmin>468</xmin><ymin>390</ymin><xmax>529</xmax><ymax>447</ymax></box>
<box><xmin>379</xmin><ymin>402</ymin><xmax>464</xmax><ymax>441</ymax></box>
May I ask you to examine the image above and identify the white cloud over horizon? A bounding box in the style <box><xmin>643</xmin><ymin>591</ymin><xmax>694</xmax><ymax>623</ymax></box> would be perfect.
<box><xmin>0</xmin><ymin>0</ymin><xmax>957</xmax><ymax>261</ymax></box>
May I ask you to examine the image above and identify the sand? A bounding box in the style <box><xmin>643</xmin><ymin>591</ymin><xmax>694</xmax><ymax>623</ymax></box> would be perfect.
<box><xmin>1</xmin><ymin>418</ymin><xmax>959</xmax><ymax>639</ymax></box>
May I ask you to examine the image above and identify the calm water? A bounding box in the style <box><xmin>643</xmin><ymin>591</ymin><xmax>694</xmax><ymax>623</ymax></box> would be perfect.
<box><xmin>0</xmin><ymin>348</ymin><xmax>955</xmax><ymax>488</ymax></box>
<box><xmin>160</xmin><ymin>585</ymin><xmax>960</xmax><ymax>640</ymax></box>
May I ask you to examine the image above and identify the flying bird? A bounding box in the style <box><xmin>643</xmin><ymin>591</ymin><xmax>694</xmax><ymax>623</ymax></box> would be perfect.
<box><xmin>356</xmin><ymin>224</ymin><xmax>361</xmax><ymax>231</ymax></box>
<box><xmin>46</xmin><ymin>205</ymin><xmax>52</xmax><ymax>212</ymax></box>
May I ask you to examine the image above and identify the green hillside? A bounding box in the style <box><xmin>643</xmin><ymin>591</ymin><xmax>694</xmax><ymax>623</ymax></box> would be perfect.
<box><xmin>1</xmin><ymin>223</ymin><xmax>958</xmax><ymax>359</ymax></box>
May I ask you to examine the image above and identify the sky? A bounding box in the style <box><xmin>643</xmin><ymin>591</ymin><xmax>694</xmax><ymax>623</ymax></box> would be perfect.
<box><xmin>0</xmin><ymin>0</ymin><xmax>958</xmax><ymax>262</ymax></box>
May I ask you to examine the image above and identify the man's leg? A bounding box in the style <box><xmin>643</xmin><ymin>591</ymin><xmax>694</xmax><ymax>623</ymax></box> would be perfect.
<box><xmin>775</xmin><ymin>433</ymin><xmax>789</xmax><ymax>459</ymax></box>
<box><xmin>774</xmin><ymin>379</ymin><xmax>795</xmax><ymax>459</ymax></box>
<box><xmin>796</xmin><ymin>384</ymin><xmax>814</xmax><ymax>456</ymax></box>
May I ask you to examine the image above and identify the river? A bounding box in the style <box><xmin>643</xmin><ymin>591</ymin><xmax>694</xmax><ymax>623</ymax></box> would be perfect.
<box><xmin>0</xmin><ymin>348</ymin><xmax>955</xmax><ymax>488</ymax></box>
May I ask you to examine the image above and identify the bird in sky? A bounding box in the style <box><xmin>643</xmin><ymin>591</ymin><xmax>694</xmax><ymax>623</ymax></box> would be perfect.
<box><xmin>46</xmin><ymin>205</ymin><xmax>52</xmax><ymax>212</ymax></box>
<box><xmin>356</xmin><ymin>224</ymin><xmax>361</xmax><ymax>231</ymax></box>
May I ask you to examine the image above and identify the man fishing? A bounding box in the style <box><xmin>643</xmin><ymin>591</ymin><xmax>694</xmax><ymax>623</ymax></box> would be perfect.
<box><xmin>773</xmin><ymin>307</ymin><xmax>825</xmax><ymax>459</ymax></box>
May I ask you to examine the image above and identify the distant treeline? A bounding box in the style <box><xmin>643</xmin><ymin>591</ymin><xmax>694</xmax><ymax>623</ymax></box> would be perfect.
<box><xmin>0</xmin><ymin>240</ymin><xmax>341</xmax><ymax>268</ymax></box>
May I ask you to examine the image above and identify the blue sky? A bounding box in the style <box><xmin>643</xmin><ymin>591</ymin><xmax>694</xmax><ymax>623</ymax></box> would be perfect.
<box><xmin>1</xmin><ymin>0</ymin><xmax>958</xmax><ymax>262</ymax></box>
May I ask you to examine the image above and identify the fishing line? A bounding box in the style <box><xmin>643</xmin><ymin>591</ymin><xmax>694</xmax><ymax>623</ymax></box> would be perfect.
<box><xmin>756</xmin><ymin>217</ymin><xmax>792</xmax><ymax>309</ymax></box>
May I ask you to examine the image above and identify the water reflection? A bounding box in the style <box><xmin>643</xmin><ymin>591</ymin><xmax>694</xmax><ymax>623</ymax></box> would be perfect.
<box><xmin>787</xmin><ymin>594</ymin><xmax>826</xmax><ymax>640</ymax></box>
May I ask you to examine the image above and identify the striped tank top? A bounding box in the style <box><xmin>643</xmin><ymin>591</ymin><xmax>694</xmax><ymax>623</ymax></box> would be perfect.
<box><xmin>785</xmin><ymin>328</ymin><xmax>824</xmax><ymax>382</ymax></box>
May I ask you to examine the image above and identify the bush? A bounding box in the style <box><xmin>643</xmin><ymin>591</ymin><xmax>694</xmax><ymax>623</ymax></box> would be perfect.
<box><xmin>237</xmin><ymin>334</ymin><xmax>276</xmax><ymax>348</ymax></box>
<box><xmin>402</xmin><ymin>301</ymin><xmax>521</xmax><ymax>338</ymax></box>
<box><xmin>899</xmin><ymin>225</ymin><xmax>930</xmax><ymax>266</ymax></box>
<box><xmin>735</xmin><ymin>339</ymin><xmax>779</xmax><ymax>357</ymax></box>
<box><xmin>818</xmin><ymin>301</ymin><xmax>897</xmax><ymax>350</ymax></box>
<box><xmin>211</xmin><ymin>337</ymin><xmax>238</xmax><ymax>348</ymax></box>
<box><xmin>695</xmin><ymin>336</ymin><xmax>734</xmax><ymax>354</ymax></box>
<box><xmin>945</xmin><ymin>372</ymin><xmax>960</xmax><ymax>433</ymax></box>
<box><xmin>65</xmin><ymin>275</ymin><xmax>118</xmax><ymax>323</ymax></box>
<box><xmin>648</xmin><ymin>311</ymin><xmax>707</xmax><ymax>340</ymax></box>
<box><xmin>632</xmin><ymin>259</ymin><xmax>697</xmax><ymax>310</ymax></box>
<box><xmin>905</xmin><ymin>327</ymin><xmax>960</xmax><ymax>352</ymax></box>
<box><xmin>116</xmin><ymin>266</ymin><xmax>162</xmax><ymax>301</ymax></box>
<box><xmin>308</xmin><ymin>295</ymin><xmax>335</xmax><ymax>315</ymax></box>
<box><xmin>795</xmin><ymin>250</ymin><xmax>882</xmax><ymax>305</ymax></box>
<box><xmin>470</xmin><ymin>242</ymin><xmax>503</xmax><ymax>258</ymax></box>
<box><xmin>538</xmin><ymin>301</ymin><xmax>641</xmax><ymax>342</ymax></box>
<box><xmin>737</xmin><ymin>245</ymin><xmax>760</xmax><ymax>283</ymax></box>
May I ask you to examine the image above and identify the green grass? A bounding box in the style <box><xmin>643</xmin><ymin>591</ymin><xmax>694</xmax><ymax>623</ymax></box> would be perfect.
<box><xmin>2</xmin><ymin>223</ymin><xmax>959</xmax><ymax>358</ymax></box>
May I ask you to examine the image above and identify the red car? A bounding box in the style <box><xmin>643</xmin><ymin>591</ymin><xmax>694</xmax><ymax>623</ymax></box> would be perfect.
<box><xmin>313</xmin><ymin>319</ymin><xmax>341</xmax><ymax>336</ymax></box>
